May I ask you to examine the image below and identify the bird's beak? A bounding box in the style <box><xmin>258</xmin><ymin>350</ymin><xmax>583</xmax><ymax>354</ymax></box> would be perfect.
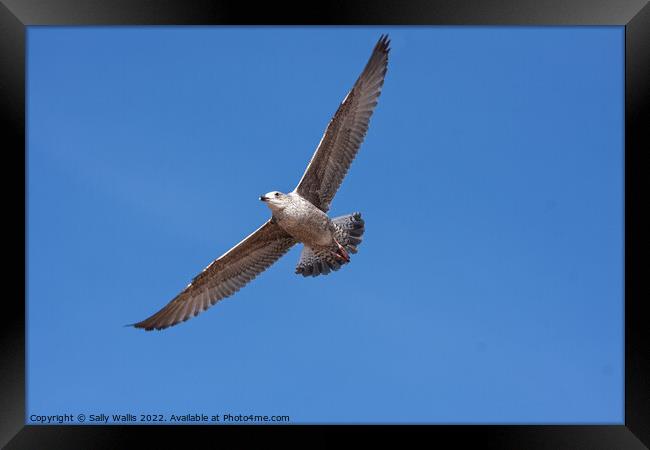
<box><xmin>260</xmin><ymin>195</ymin><xmax>268</xmax><ymax>202</ymax></box>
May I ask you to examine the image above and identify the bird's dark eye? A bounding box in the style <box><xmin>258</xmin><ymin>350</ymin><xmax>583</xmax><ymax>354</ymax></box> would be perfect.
<box><xmin>275</xmin><ymin>192</ymin><xmax>280</xmax><ymax>197</ymax></box>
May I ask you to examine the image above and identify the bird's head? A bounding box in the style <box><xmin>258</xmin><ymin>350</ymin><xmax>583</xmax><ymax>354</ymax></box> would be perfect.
<box><xmin>260</xmin><ymin>191</ymin><xmax>290</xmax><ymax>212</ymax></box>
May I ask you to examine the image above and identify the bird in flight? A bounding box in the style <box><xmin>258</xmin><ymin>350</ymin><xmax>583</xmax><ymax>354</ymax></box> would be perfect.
<box><xmin>132</xmin><ymin>35</ymin><xmax>390</xmax><ymax>331</ymax></box>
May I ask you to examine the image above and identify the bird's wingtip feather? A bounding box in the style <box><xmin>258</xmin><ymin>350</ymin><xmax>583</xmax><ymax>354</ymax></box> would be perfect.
<box><xmin>377</xmin><ymin>34</ymin><xmax>391</xmax><ymax>52</ymax></box>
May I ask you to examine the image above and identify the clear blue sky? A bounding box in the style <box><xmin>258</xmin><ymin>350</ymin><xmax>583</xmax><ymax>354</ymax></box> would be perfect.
<box><xmin>27</xmin><ymin>27</ymin><xmax>624</xmax><ymax>424</ymax></box>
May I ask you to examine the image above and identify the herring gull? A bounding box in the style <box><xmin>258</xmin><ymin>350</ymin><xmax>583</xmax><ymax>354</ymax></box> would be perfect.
<box><xmin>132</xmin><ymin>35</ymin><xmax>390</xmax><ymax>330</ymax></box>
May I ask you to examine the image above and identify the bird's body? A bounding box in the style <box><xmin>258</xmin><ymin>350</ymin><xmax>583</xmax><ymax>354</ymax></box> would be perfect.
<box><xmin>132</xmin><ymin>35</ymin><xmax>389</xmax><ymax>330</ymax></box>
<box><xmin>261</xmin><ymin>191</ymin><xmax>362</xmax><ymax>270</ymax></box>
<box><xmin>266</xmin><ymin>192</ymin><xmax>333</xmax><ymax>247</ymax></box>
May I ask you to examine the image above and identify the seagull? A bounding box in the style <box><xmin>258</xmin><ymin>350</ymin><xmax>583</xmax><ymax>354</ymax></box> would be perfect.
<box><xmin>132</xmin><ymin>35</ymin><xmax>390</xmax><ymax>331</ymax></box>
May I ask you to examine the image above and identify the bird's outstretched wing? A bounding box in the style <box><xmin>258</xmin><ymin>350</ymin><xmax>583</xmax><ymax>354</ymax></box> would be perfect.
<box><xmin>294</xmin><ymin>34</ymin><xmax>390</xmax><ymax>212</ymax></box>
<box><xmin>131</xmin><ymin>220</ymin><xmax>296</xmax><ymax>331</ymax></box>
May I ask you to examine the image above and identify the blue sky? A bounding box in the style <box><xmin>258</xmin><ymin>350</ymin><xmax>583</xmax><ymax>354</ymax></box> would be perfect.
<box><xmin>27</xmin><ymin>27</ymin><xmax>624</xmax><ymax>424</ymax></box>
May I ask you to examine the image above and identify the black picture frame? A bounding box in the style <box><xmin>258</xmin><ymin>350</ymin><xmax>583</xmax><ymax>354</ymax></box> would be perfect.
<box><xmin>2</xmin><ymin>1</ymin><xmax>648</xmax><ymax>448</ymax></box>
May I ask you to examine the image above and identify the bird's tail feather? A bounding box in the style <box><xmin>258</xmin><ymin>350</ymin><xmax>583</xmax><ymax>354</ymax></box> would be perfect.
<box><xmin>295</xmin><ymin>212</ymin><xmax>365</xmax><ymax>277</ymax></box>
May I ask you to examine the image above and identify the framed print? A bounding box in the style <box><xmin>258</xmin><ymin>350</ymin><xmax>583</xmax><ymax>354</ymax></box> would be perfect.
<box><xmin>2</xmin><ymin>0</ymin><xmax>648</xmax><ymax>448</ymax></box>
